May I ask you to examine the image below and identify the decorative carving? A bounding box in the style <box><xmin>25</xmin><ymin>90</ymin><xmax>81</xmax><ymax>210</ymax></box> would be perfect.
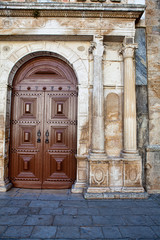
<box><xmin>11</xmin><ymin>148</ymin><xmax>39</xmax><ymax>153</ymax></box>
<box><xmin>48</xmin><ymin>149</ymin><xmax>76</xmax><ymax>153</ymax></box>
<box><xmin>14</xmin><ymin>93</ymin><xmax>42</xmax><ymax>96</ymax></box>
<box><xmin>23</xmin><ymin>161</ymin><xmax>29</xmax><ymax>170</ymax></box>
<box><xmin>47</xmin><ymin>92</ymin><xmax>77</xmax><ymax>96</ymax></box>
<box><xmin>129</xmin><ymin>168</ymin><xmax>138</xmax><ymax>182</ymax></box>
<box><xmin>90</xmin><ymin>163</ymin><xmax>108</xmax><ymax>186</ymax></box>
<box><xmin>93</xmin><ymin>35</ymin><xmax>104</xmax><ymax>58</ymax></box>
<box><xmin>11</xmin><ymin>120</ymin><xmax>40</xmax><ymax>124</ymax></box>
<box><xmin>0</xmin><ymin>6</ymin><xmax>142</xmax><ymax>19</ymax></box>
<box><xmin>88</xmin><ymin>42</ymin><xmax>96</xmax><ymax>54</ymax></box>
<box><xmin>124</xmin><ymin>162</ymin><xmax>141</xmax><ymax>187</ymax></box>
<box><xmin>46</xmin><ymin>120</ymin><xmax>77</xmax><ymax>125</ymax></box>
<box><xmin>24</xmin><ymin>132</ymin><xmax>30</xmax><ymax>142</ymax></box>
<box><xmin>57</xmin><ymin>103</ymin><xmax>63</xmax><ymax>114</ymax></box>
<box><xmin>25</xmin><ymin>103</ymin><xmax>31</xmax><ymax>113</ymax></box>
<box><xmin>94</xmin><ymin>168</ymin><xmax>105</xmax><ymax>184</ymax></box>
<box><xmin>11</xmin><ymin>177</ymin><xmax>39</xmax><ymax>181</ymax></box>
<box><xmin>56</xmin><ymin>159</ymin><xmax>63</xmax><ymax>171</ymax></box>
<box><xmin>121</xmin><ymin>44</ymin><xmax>138</xmax><ymax>59</ymax></box>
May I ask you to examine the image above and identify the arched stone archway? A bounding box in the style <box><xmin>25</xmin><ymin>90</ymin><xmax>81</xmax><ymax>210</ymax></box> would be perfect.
<box><xmin>0</xmin><ymin>45</ymin><xmax>89</xmax><ymax>192</ymax></box>
<box><xmin>10</xmin><ymin>55</ymin><xmax>78</xmax><ymax>189</ymax></box>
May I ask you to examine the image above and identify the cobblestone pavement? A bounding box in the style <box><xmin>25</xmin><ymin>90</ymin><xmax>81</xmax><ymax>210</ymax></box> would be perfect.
<box><xmin>0</xmin><ymin>188</ymin><xmax>160</xmax><ymax>239</ymax></box>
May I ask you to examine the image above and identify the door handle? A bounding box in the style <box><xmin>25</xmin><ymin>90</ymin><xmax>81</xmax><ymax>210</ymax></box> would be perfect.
<box><xmin>45</xmin><ymin>130</ymin><xmax>49</xmax><ymax>144</ymax></box>
<box><xmin>37</xmin><ymin>130</ymin><xmax>41</xmax><ymax>143</ymax></box>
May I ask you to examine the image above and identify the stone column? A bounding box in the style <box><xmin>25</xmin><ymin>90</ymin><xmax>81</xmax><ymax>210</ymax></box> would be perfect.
<box><xmin>122</xmin><ymin>43</ymin><xmax>138</xmax><ymax>155</ymax></box>
<box><xmin>90</xmin><ymin>35</ymin><xmax>105</xmax><ymax>156</ymax></box>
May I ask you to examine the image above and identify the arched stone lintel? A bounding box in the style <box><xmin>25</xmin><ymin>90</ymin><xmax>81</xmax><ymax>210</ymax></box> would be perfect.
<box><xmin>7</xmin><ymin>50</ymin><xmax>87</xmax><ymax>86</ymax></box>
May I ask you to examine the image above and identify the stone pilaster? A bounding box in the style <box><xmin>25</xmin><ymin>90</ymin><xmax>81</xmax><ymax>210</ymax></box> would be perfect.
<box><xmin>90</xmin><ymin>35</ymin><xmax>106</xmax><ymax>156</ymax></box>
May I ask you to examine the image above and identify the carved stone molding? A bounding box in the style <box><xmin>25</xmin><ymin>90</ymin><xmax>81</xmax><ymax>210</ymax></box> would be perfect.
<box><xmin>121</xmin><ymin>44</ymin><xmax>138</xmax><ymax>59</ymax></box>
<box><xmin>0</xmin><ymin>3</ymin><xmax>145</xmax><ymax>19</ymax></box>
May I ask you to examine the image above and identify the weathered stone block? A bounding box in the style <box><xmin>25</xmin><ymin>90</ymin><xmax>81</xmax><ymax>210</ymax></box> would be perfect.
<box><xmin>124</xmin><ymin>161</ymin><xmax>142</xmax><ymax>187</ymax></box>
<box><xmin>90</xmin><ymin>162</ymin><xmax>109</xmax><ymax>187</ymax></box>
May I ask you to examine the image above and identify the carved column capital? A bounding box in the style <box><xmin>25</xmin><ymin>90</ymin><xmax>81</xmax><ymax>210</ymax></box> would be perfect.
<box><xmin>89</xmin><ymin>35</ymin><xmax>104</xmax><ymax>58</ymax></box>
<box><xmin>121</xmin><ymin>44</ymin><xmax>138</xmax><ymax>59</ymax></box>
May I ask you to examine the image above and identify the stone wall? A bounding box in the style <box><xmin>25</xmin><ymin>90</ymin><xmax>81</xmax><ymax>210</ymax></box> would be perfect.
<box><xmin>135</xmin><ymin>27</ymin><xmax>148</xmax><ymax>188</ymax></box>
<box><xmin>145</xmin><ymin>0</ymin><xmax>160</xmax><ymax>193</ymax></box>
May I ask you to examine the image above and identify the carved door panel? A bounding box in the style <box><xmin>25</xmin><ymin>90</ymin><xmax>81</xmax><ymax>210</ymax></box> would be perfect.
<box><xmin>10</xmin><ymin>91</ymin><xmax>44</xmax><ymax>188</ymax></box>
<box><xmin>10</xmin><ymin>56</ymin><xmax>77</xmax><ymax>189</ymax></box>
<box><xmin>42</xmin><ymin>91</ymin><xmax>77</xmax><ymax>188</ymax></box>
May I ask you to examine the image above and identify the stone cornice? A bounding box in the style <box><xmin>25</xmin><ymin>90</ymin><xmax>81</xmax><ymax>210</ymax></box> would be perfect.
<box><xmin>0</xmin><ymin>2</ymin><xmax>145</xmax><ymax>19</ymax></box>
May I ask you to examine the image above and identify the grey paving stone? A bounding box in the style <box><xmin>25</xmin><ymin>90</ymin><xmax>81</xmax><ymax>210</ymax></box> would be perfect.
<box><xmin>0</xmin><ymin>207</ymin><xmax>19</xmax><ymax>215</ymax></box>
<box><xmin>80</xmin><ymin>226</ymin><xmax>104</xmax><ymax>239</ymax></box>
<box><xmin>0</xmin><ymin>199</ymin><xmax>10</xmax><ymax>206</ymax></box>
<box><xmin>17</xmin><ymin>239</ymin><xmax>41</xmax><ymax>240</ymax></box>
<box><xmin>122</xmin><ymin>215</ymin><xmax>155</xmax><ymax>225</ymax></box>
<box><xmin>39</xmin><ymin>207</ymin><xmax>63</xmax><ymax>215</ymax></box>
<box><xmin>92</xmin><ymin>215</ymin><xmax>125</xmax><ymax>226</ymax></box>
<box><xmin>54</xmin><ymin>215</ymin><xmax>92</xmax><ymax>226</ymax></box>
<box><xmin>24</xmin><ymin>215</ymin><xmax>53</xmax><ymax>226</ymax></box>
<box><xmin>39</xmin><ymin>194</ymin><xmax>68</xmax><ymax>200</ymax></box>
<box><xmin>7</xmin><ymin>199</ymin><xmax>31</xmax><ymax>207</ymax></box>
<box><xmin>78</xmin><ymin>207</ymin><xmax>99</xmax><ymax>215</ymax></box>
<box><xmin>119</xmin><ymin>226</ymin><xmax>157</xmax><ymax>238</ymax></box>
<box><xmin>0</xmin><ymin>215</ymin><xmax>27</xmax><ymax>225</ymax></box>
<box><xmin>41</xmin><ymin>189</ymin><xmax>69</xmax><ymax>194</ymax></box>
<box><xmin>68</xmin><ymin>194</ymin><xmax>85</xmax><ymax>200</ymax></box>
<box><xmin>131</xmin><ymin>207</ymin><xmax>160</xmax><ymax>215</ymax></box>
<box><xmin>29</xmin><ymin>200</ymin><xmax>59</xmax><ymax>208</ymax></box>
<box><xmin>3</xmin><ymin>226</ymin><xmax>33</xmax><ymax>238</ymax></box>
<box><xmin>60</xmin><ymin>200</ymin><xmax>87</xmax><ymax>208</ymax></box>
<box><xmin>102</xmin><ymin>227</ymin><xmax>122</xmax><ymax>238</ymax></box>
<box><xmin>150</xmin><ymin>215</ymin><xmax>160</xmax><ymax>225</ymax></box>
<box><xmin>13</xmin><ymin>193</ymin><xmax>40</xmax><ymax>200</ymax></box>
<box><xmin>31</xmin><ymin>226</ymin><xmax>57</xmax><ymax>238</ymax></box>
<box><xmin>18</xmin><ymin>189</ymin><xmax>41</xmax><ymax>193</ymax></box>
<box><xmin>56</xmin><ymin>226</ymin><xmax>80</xmax><ymax>239</ymax></box>
<box><xmin>151</xmin><ymin>226</ymin><xmax>160</xmax><ymax>237</ymax></box>
<box><xmin>134</xmin><ymin>200</ymin><xmax>160</xmax><ymax>208</ymax></box>
<box><xmin>63</xmin><ymin>207</ymin><xmax>78</xmax><ymax>215</ymax></box>
<box><xmin>0</xmin><ymin>226</ymin><xmax>7</xmax><ymax>236</ymax></box>
<box><xmin>18</xmin><ymin>207</ymin><xmax>40</xmax><ymax>215</ymax></box>
<box><xmin>98</xmin><ymin>207</ymin><xmax>133</xmax><ymax>215</ymax></box>
<box><xmin>87</xmin><ymin>200</ymin><xmax>137</xmax><ymax>208</ymax></box>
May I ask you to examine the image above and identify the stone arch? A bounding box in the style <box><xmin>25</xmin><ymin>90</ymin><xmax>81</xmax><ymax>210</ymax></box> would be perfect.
<box><xmin>4</xmin><ymin>49</ymin><xmax>87</xmax><ymax>190</ymax></box>
<box><xmin>7</xmin><ymin>45</ymin><xmax>88</xmax><ymax>86</ymax></box>
<box><xmin>8</xmin><ymin>51</ymin><xmax>81</xmax><ymax>86</ymax></box>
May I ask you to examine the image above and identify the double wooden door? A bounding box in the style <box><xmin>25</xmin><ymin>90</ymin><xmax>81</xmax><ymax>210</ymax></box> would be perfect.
<box><xmin>10</xmin><ymin>89</ymin><xmax>77</xmax><ymax>188</ymax></box>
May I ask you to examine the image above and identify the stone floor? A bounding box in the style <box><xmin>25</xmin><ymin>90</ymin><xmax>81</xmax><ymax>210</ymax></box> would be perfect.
<box><xmin>0</xmin><ymin>188</ymin><xmax>160</xmax><ymax>239</ymax></box>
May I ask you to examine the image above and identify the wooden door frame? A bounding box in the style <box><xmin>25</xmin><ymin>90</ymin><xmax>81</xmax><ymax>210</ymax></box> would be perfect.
<box><xmin>8</xmin><ymin>51</ymin><xmax>78</xmax><ymax>189</ymax></box>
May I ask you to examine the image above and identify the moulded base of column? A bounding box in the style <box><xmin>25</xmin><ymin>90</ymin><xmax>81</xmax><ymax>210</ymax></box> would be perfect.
<box><xmin>0</xmin><ymin>180</ymin><xmax>12</xmax><ymax>192</ymax></box>
<box><xmin>88</xmin><ymin>152</ymin><xmax>108</xmax><ymax>161</ymax></box>
<box><xmin>121</xmin><ymin>150</ymin><xmax>141</xmax><ymax>160</ymax></box>
<box><xmin>71</xmin><ymin>181</ymin><xmax>87</xmax><ymax>194</ymax></box>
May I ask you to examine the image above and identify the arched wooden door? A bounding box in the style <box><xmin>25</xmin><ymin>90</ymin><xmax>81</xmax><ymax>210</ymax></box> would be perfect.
<box><xmin>10</xmin><ymin>57</ymin><xmax>77</xmax><ymax>189</ymax></box>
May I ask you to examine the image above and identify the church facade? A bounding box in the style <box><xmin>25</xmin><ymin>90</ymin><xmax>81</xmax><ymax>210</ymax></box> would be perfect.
<box><xmin>0</xmin><ymin>0</ymin><xmax>159</xmax><ymax>197</ymax></box>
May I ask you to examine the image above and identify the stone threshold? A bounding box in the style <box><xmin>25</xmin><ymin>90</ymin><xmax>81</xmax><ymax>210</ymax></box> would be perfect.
<box><xmin>84</xmin><ymin>191</ymin><xmax>148</xmax><ymax>199</ymax></box>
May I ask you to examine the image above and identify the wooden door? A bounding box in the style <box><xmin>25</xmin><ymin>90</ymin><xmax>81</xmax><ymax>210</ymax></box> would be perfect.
<box><xmin>10</xmin><ymin>91</ymin><xmax>44</xmax><ymax>188</ymax></box>
<box><xmin>10</xmin><ymin>56</ymin><xmax>77</xmax><ymax>189</ymax></box>
<box><xmin>42</xmin><ymin>91</ymin><xmax>77</xmax><ymax>188</ymax></box>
